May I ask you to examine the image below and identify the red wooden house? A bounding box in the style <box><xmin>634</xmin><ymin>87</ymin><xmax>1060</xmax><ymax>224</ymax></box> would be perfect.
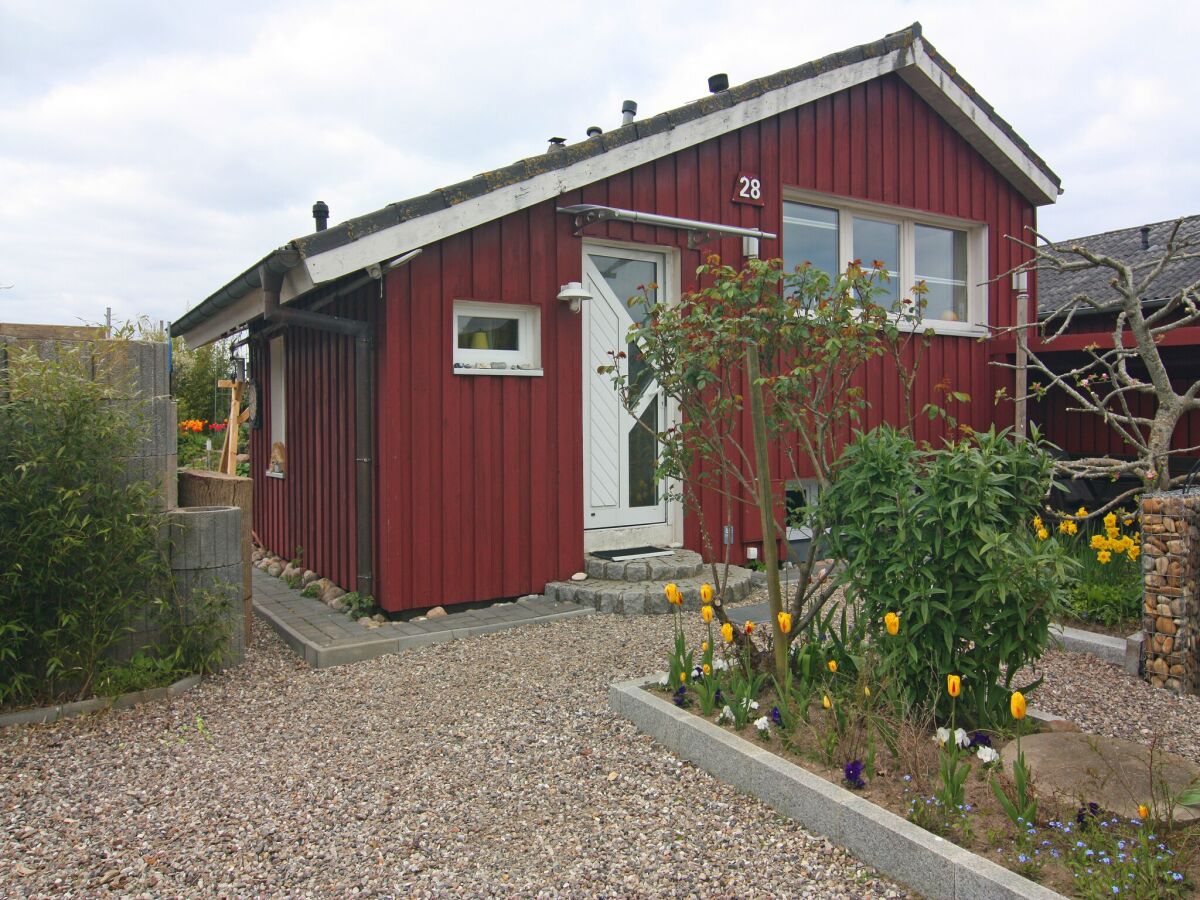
<box><xmin>171</xmin><ymin>23</ymin><xmax>1061</xmax><ymax>612</ymax></box>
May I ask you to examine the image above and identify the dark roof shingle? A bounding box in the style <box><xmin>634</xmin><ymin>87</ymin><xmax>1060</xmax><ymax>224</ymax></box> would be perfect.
<box><xmin>1037</xmin><ymin>215</ymin><xmax>1200</xmax><ymax>318</ymax></box>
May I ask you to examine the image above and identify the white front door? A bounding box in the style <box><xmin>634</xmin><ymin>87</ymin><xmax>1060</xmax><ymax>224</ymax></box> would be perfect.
<box><xmin>582</xmin><ymin>244</ymin><xmax>672</xmax><ymax>542</ymax></box>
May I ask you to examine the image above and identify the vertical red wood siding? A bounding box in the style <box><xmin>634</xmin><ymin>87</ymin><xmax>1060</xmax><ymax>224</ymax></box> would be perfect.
<box><xmin>257</xmin><ymin>73</ymin><xmax>1040</xmax><ymax>611</ymax></box>
<box><xmin>249</xmin><ymin>282</ymin><xmax>379</xmax><ymax>593</ymax></box>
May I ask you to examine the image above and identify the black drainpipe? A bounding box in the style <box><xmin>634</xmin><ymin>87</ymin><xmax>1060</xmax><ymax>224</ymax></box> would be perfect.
<box><xmin>260</xmin><ymin>265</ymin><xmax>375</xmax><ymax>600</ymax></box>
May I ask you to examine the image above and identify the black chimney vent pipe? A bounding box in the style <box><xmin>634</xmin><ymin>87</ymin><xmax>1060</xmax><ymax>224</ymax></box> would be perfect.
<box><xmin>1141</xmin><ymin>225</ymin><xmax>1151</xmax><ymax>250</ymax></box>
<box><xmin>708</xmin><ymin>73</ymin><xmax>729</xmax><ymax>93</ymax></box>
<box><xmin>313</xmin><ymin>200</ymin><xmax>329</xmax><ymax>232</ymax></box>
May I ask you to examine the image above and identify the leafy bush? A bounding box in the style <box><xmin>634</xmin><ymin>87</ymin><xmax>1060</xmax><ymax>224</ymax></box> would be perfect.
<box><xmin>825</xmin><ymin>426</ymin><xmax>1074</xmax><ymax>728</ymax></box>
<box><xmin>0</xmin><ymin>344</ymin><xmax>231</xmax><ymax>707</ymax></box>
<box><xmin>1065</xmin><ymin>581</ymin><xmax>1140</xmax><ymax>628</ymax></box>
<box><xmin>172</xmin><ymin>338</ymin><xmax>231</xmax><ymax>424</ymax></box>
<box><xmin>0</xmin><ymin>345</ymin><xmax>170</xmax><ymax>704</ymax></box>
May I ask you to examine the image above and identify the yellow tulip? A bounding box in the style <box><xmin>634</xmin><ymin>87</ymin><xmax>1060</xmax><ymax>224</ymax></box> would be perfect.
<box><xmin>701</xmin><ymin>641</ymin><xmax>709</xmax><ymax>652</ymax></box>
<box><xmin>744</xmin><ymin>620</ymin><xmax>755</xmax><ymax>635</ymax></box>
<box><xmin>701</xmin><ymin>605</ymin><xmax>714</xmax><ymax>623</ymax></box>
<box><xmin>702</xmin><ymin>663</ymin><xmax>711</xmax><ymax>676</ymax></box>
<box><xmin>1137</xmin><ymin>803</ymin><xmax>1150</xmax><ymax>820</ymax></box>
<box><xmin>700</xmin><ymin>583</ymin><xmax>713</xmax><ymax>603</ymax></box>
<box><xmin>822</xmin><ymin>694</ymin><xmax>831</xmax><ymax>710</ymax></box>
<box><xmin>1011</xmin><ymin>691</ymin><xmax>1026</xmax><ymax>720</ymax></box>
<box><xmin>884</xmin><ymin>611</ymin><xmax>900</xmax><ymax>636</ymax></box>
<box><xmin>828</xmin><ymin>660</ymin><xmax>838</xmax><ymax>674</ymax></box>
<box><xmin>863</xmin><ymin>685</ymin><xmax>871</xmax><ymax>698</ymax></box>
<box><xmin>720</xmin><ymin>622</ymin><xmax>734</xmax><ymax>643</ymax></box>
<box><xmin>946</xmin><ymin>674</ymin><xmax>961</xmax><ymax>698</ymax></box>
<box><xmin>679</xmin><ymin>670</ymin><xmax>686</xmax><ymax>684</ymax></box>
<box><xmin>777</xmin><ymin>611</ymin><xmax>792</xmax><ymax>634</ymax></box>
<box><xmin>664</xmin><ymin>583</ymin><xmax>682</xmax><ymax>605</ymax></box>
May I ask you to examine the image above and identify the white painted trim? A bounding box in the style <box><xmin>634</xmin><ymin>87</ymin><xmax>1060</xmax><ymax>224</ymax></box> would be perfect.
<box><xmin>180</xmin><ymin>288</ymin><xmax>263</xmax><ymax>348</ymax></box>
<box><xmin>452</xmin><ymin>299</ymin><xmax>541</xmax><ymax>368</ymax></box>
<box><xmin>452</xmin><ymin>367</ymin><xmax>543</xmax><ymax>377</ymax></box>
<box><xmin>899</xmin><ymin>44</ymin><xmax>1059</xmax><ymax>206</ymax></box>
<box><xmin>782</xmin><ymin>188</ymin><xmax>990</xmax><ymax>334</ymax></box>
<box><xmin>300</xmin><ymin>51</ymin><xmax>913</xmax><ymax>286</ymax></box>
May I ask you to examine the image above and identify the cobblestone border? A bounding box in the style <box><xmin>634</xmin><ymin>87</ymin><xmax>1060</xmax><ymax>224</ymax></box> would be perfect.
<box><xmin>0</xmin><ymin>675</ymin><xmax>201</xmax><ymax>729</ymax></box>
<box><xmin>610</xmin><ymin>675</ymin><xmax>1065</xmax><ymax>900</ymax></box>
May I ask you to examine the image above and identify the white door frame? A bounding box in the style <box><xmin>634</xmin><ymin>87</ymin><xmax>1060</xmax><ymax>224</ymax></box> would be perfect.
<box><xmin>582</xmin><ymin>239</ymin><xmax>684</xmax><ymax>553</ymax></box>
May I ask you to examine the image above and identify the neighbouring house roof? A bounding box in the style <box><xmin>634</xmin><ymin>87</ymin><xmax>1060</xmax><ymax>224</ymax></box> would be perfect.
<box><xmin>1037</xmin><ymin>214</ymin><xmax>1200</xmax><ymax>319</ymax></box>
<box><xmin>172</xmin><ymin>22</ymin><xmax>1062</xmax><ymax>347</ymax></box>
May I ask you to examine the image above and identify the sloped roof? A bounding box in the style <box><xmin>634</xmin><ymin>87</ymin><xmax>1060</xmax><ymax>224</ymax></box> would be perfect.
<box><xmin>1037</xmin><ymin>215</ymin><xmax>1200</xmax><ymax>318</ymax></box>
<box><xmin>172</xmin><ymin>22</ymin><xmax>1061</xmax><ymax>345</ymax></box>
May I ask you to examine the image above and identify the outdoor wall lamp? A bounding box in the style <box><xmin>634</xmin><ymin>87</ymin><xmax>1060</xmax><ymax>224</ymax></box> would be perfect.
<box><xmin>556</xmin><ymin>281</ymin><xmax>592</xmax><ymax>313</ymax></box>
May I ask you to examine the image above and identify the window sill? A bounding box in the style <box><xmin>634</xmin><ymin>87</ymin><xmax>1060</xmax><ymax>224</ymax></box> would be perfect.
<box><xmin>265</xmin><ymin>470</ymin><xmax>285</xmax><ymax>480</ymax></box>
<box><xmin>453</xmin><ymin>367</ymin><xmax>544</xmax><ymax>377</ymax></box>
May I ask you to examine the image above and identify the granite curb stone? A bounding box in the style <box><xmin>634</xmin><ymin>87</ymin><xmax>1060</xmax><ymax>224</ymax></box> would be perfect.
<box><xmin>0</xmin><ymin>674</ymin><xmax>203</xmax><ymax>729</ymax></box>
<box><xmin>610</xmin><ymin>675</ymin><xmax>1065</xmax><ymax>900</ymax></box>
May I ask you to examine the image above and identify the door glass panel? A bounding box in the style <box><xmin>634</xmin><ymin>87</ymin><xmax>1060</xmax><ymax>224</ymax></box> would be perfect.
<box><xmin>782</xmin><ymin>202</ymin><xmax>839</xmax><ymax>276</ymax></box>
<box><xmin>628</xmin><ymin>398</ymin><xmax>659</xmax><ymax>508</ymax></box>
<box><xmin>589</xmin><ymin>254</ymin><xmax>658</xmax><ymax>406</ymax></box>
<box><xmin>852</xmin><ymin>217</ymin><xmax>900</xmax><ymax>305</ymax></box>
<box><xmin>914</xmin><ymin>224</ymin><xmax>968</xmax><ymax>322</ymax></box>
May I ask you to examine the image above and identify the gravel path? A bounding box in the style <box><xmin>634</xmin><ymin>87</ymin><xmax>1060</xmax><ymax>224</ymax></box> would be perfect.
<box><xmin>0</xmin><ymin>605</ymin><xmax>906</xmax><ymax>899</ymax></box>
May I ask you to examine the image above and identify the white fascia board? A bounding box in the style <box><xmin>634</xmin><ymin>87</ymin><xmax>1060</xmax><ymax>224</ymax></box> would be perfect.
<box><xmin>178</xmin><ymin>287</ymin><xmax>264</xmax><ymax>348</ymax></box>
<box><xmin>301</xmin><ymin>47</ymin><xmax>916</xmax><ymax>285</ymax></box>
<box><xmin>900</xmin><ymin>43</ymin><xmax>1059</xmax><ymax>207</ymax></box>
<box><xmin>178</xmin><ymin>262</ymin><xmax>311</xmax><ymax>348</ymax></box>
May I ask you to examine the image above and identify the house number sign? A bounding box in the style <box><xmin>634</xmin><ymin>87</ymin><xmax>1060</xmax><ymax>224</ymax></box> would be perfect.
<box><xmin>732</xmin><ymin>172</ymin><xmax>765</xmax><ymax>207</ymax></box>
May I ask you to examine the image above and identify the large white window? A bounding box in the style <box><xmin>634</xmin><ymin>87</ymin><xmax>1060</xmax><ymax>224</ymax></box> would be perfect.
<box><xmin>783</xmin><ymin>196</ymin><xmax>987</xmax><ymax>333</ymax></box>
<box><xmin>453</xmin><ymin>300</ymin><xmax>542</xmax><ymax>375</ymax></box>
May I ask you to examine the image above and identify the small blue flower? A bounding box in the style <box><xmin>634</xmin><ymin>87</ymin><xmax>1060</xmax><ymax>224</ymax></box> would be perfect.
<box><xmin>770</xmin><ymin>705</ymin><xmax>782</xmax><ymax>726</ymax></box>
<box><xmin>843</xmin><ymin>759</ymin><xmax>865</xmax><ymax>789</ymax></box>
<box><xmin>1172</xmin><ymin>872</ymin><xmax>1184</xmax><ymax>882</ymax></box>
<box><xmin>1111</xmin><ymin>886</ymin><xmax>1119</xmax><ymax>895</ymax></box>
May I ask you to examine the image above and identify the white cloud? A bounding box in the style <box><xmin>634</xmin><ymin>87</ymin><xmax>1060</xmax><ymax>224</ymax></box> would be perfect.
<box><xmin>1</xmin><ymin>0</ymin><xmax>1198</xmax><ymax>327</ymax></box>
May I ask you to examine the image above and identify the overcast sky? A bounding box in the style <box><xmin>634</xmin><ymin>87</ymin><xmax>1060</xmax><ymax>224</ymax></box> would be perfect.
<box><xmin>2</xmin><ymin>0</ymin><xmax>1198</xmax><ymax>333</ymax></box>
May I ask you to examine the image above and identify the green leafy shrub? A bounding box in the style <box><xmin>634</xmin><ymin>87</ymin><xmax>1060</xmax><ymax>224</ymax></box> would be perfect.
<box><xmin>0</xmin><ymin>344</ymin><xmax>231</xmax><ymax>707</ymax></box>
<box><xmin>0</xmin><ymin>345</ymin><xmax>170</xmax><ymax>704</ymax></box>
<box><xmin>825</xmin><ymin>426</ymin><xmax>1074</xmax><ymax>728</ymax></box>
<box><xmin>340</xmin><ymin>592</ymin><xmax>377</xmax><ymax>619</ymax></box>
<box><xmin>1065</xmin><ymin>581</ymin><xmax>1140</xmax><ymax>628</ymax></box>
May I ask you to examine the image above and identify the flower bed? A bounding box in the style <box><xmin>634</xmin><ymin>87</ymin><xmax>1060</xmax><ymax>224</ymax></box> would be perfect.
<box><xmin>651</xmin><ymin>588</ymin><xmax>1198</xmax><ymax>899</ymax></box>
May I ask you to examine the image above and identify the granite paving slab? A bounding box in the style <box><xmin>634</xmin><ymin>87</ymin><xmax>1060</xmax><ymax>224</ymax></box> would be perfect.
<box><xmin>252</xmin><ymin>568</ymin><xmax>593</xmax><ymax>668</ymax></box>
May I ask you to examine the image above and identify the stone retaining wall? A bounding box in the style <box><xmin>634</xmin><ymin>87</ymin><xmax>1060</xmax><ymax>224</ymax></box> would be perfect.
<box><xmin>179</xmin><ymin>469</ymin><xmax>253</xmax><ymax>642</ymax></box>
<box><xmin>1141</xmin><ymin>491</ymin><xmax>1200</xmax><ymax>694</ymax></box>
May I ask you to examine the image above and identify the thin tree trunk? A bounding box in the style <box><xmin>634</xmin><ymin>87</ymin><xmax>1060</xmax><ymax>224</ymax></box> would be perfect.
<box><xmin>746</xmin><ymin>344</ymin><xmax>786</xmax><ymax>681</ymax></box>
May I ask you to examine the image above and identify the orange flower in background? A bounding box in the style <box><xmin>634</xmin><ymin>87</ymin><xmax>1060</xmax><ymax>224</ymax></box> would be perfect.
<box><xmin>700</xmin><ymin>583</ymin><xmax>714</xmax><ymax>604</ymax></box>
<box><xmin>744</xmin><ymin>620</ymin><xmax>755</xmax><ymax>635</ymax></box>
<box><xmin>827</xmin><ymin>660</ymin><xmax>838</xmax><ymax>674</ymax></box>
<box><xmin>777</xmin><ymin>611</ymin><xmax>792</xmax><ymax>634</ymax></box>
<box><xmin>946</xmin><ymin>674</ymin><xmax>961</xmax><ymax>698</ymax></box>
<box><xmin>1138</xmin><ymin>803</ymin><xmax>1150</xmax><ymax>820</ymax></box>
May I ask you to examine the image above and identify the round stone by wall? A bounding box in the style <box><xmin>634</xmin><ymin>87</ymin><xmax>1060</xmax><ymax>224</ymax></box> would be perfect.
<box><xmin>167</xmin><ymin>505</ymin><xmax>245</xmax><ymax>667</ymax></box>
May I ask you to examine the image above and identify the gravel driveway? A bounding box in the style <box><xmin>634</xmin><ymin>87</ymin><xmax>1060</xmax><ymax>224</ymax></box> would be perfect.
<box><xmin>0</xmin><ymin>606</ymin><xmax>906</xmax><ymax>898</ymax></box>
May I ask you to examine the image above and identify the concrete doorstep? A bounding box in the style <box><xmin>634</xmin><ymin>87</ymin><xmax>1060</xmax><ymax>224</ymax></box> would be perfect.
<box><xmin>610</xmin><ymin>675</ymin><xmax>1064</xmax><ymax>900</ymax></box>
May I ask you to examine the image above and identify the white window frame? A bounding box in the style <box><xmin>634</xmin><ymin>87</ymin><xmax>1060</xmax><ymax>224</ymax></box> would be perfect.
<box><xmin>452</xmin><ymin>299</ymin><xmax>543</xmax><ymax>375</ymax></box>
<box><xmin>783</xmin><ymin>190</ymin><xmax>988</xmax><ymax>337</ymax></box>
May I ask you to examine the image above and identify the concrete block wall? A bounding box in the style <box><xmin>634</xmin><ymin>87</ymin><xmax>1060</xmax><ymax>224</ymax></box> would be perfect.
<box><xmin>1141</xmin><ymin>491</ymin><xmax>1200</xmax><ymax>694</ymax></box>
<box><xmin>167</xmin><ymin>505</ymin><xmax>245</xmax><ymax>667</ymax></box>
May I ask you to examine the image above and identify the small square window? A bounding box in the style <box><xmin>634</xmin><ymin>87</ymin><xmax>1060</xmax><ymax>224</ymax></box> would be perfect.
<box><xmin>453</xmin><ymin>300</ymin><xmax>541</xmax><ymax>372</ymax></box>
